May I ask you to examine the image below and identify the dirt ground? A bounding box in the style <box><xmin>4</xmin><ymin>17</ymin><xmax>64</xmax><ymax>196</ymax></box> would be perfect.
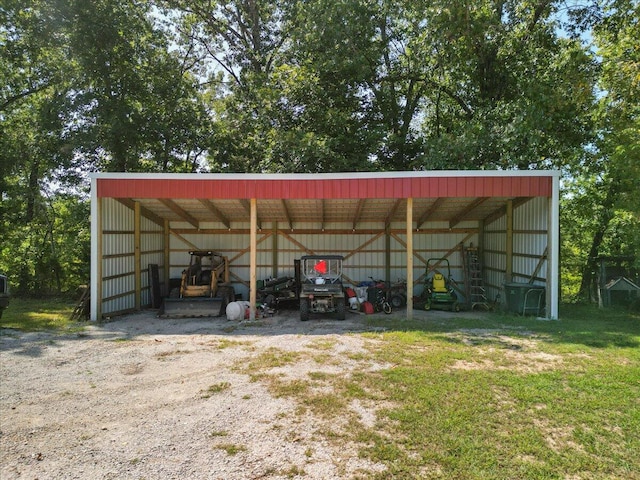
<box><xmin>0</xmin><ymin>307</ymin><xmax>468</xmax><ymax>480</ymax></box>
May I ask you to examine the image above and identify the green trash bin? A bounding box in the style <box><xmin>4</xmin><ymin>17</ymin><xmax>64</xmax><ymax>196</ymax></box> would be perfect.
<box><xmin>503</xmin><ymin>282</ymin><xmax>545</xmax><ymax>316</ymax></box>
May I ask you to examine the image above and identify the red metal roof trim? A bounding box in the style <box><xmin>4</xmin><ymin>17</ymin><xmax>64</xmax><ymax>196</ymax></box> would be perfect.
<box><xmin>96</xmin><ymin>175</ymin><xmax>552</xmax><ymax>199</ymax></box>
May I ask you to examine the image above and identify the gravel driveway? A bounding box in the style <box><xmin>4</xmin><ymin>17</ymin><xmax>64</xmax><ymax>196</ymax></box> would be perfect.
<box><xmin>2</xmin><ymin>307</ymin><xmax>442</xmax><ymax>479</ymax></box>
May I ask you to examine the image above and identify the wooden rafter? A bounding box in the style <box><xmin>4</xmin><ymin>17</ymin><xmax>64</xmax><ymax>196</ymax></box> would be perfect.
<box><xmin>352</xmin><ymin>198</ymin><xmax>366</xmax><ymax>230</ymax></box>
<box><xmin>417</xmin><ymin>198</ymin><xmax>445</xmax><ymax>228</ymax></box>
<box><xmin>483</xmin><ymin>197</ymin><xmax>532</xmax><ymax>226</ymax></box>
<box><xmin>280</xmin><ymin>199</ymin><xmax>293</xmax><ymax>230</ymax></box>
<box><xmin>449</xmin><ymin>197</ymin><xmax>489</xmax><ymax>229</ymax></box>
<box><xmin>384</xmin><ymin>199</ymin><xmax>403</xmax><ymax>227</ymax></box>
<box><xmin>198</xmin><ymin>199</ymin><xmax>230</xmax><ymax>229</ymax></box>
<box><xmin>115</xmin><ymin>198</ymin><xmax>164</xmax><ymax>227</ymax></box>
<box><xmin>159</xmin><ymin>199</ymin><xmax>199</xmax><ymax>229</ymax></box>
<box><xmin>239</xmin><ymin>199</ymin><xmax>251</xmax><ymax>216</ymax></box>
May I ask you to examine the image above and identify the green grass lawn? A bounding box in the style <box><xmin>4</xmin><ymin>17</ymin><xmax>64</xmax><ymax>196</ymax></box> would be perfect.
<box><xmin>259</xmin><ymin>305</ymin><xmax>639</xmax><ymax>480</ymax></box>
<box><xmin>0</xmin><ymin>297</ymin><xmax>77</xmax><ymax>331</ymax></box>
<box><xmin>351</xmin><ymin>307</ymin><xmax>640</xmax><ymax>479</ymax></box>
<box><xmin>372</xmin><ymin>308</ymin><xmax>638</xmax><ymax>479</ymax></box>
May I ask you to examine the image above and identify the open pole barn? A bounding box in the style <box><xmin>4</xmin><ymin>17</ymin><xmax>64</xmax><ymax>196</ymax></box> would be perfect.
<box><xmin>90</xmin><ymin>171</ymin><xmax>560</xmax><ymax>321</ymax></box>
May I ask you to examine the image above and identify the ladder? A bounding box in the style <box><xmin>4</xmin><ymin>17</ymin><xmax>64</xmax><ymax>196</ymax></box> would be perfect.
<box><xmin>466</xmin><ymin>247</ymin><xmax>490</xmax><ymax>310</ymax></box>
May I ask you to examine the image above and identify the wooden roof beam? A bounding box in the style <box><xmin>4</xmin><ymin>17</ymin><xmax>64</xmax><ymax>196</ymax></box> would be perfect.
<box><xmin>280</xmin><ymin>199</ymin><xmax>293</xmax><ymax>230</ymax></box>
<box><xmin>159</xmin><ymin>199</ymin><xmax>199</xmax><ymax>229</ymax></box>
<box><xmin>115</xmin><ymin>198</ymin><xmax>164</xmax><ymax>227</ymax></box>
<box><xmin>449</xmin><ymin>197</ymin><xmax>489</xmax><ymax>229</ymax></box>
<box><xmin>384</xmin><ymin>199</ymin><xmax>403</xmax><ymax>227</ymax></box>
<box><xmin>352</xmin><ymin>198</ymin><xmax>366</xmax><ymax>230</ymax></box>
<box><xmin>417</xmin><ymin>198</ymin><xmax>445</xmax><ymax>229</ymax></box>
<box><xmin>198</xmin><ymin>199</ymin><xmax>230</xmax><ymax>229</ymax></box>
<box><xmin>483</xmin><ymin>197</ymin><xmax>532</xmax><ymax>226</ymax></box>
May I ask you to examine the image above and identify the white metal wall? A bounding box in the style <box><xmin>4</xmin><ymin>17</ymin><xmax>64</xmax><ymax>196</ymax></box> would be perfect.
<box><xmin>101</xmin><ymin>199</ymin><xmax>134</xmax><ymax>315</ymax></box>
<box><xmin>513</xmin><ymin>197</ymin><xmax>548</xmax><ymax>282</ymax></box>
<box><xmin>100</xmin><ymin>199</ymin><xmax>165</xmax><ymax>316</ymax></box>
<box><xmin>140</xmin><ymin>215</ymin><xmax>164</xmax><ymax>306</ymax></box>
<box><xmin>483</xmin><ymin>197</ymin><xmax>549</xmax><ymax>307</ymax></box>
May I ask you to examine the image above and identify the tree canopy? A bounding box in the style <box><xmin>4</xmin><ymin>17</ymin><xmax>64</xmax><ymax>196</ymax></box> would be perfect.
<box><xmin>0</xmin><ymin>0</ymin><xmax>637</xmax><ymax>300</ymax></box>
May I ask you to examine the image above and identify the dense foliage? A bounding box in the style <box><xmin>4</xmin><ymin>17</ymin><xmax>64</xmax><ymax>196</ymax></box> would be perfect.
<box><xmin>0</xmin><ymin>0</ymin><xmax>637</xmax><ymax>299</ymax></box>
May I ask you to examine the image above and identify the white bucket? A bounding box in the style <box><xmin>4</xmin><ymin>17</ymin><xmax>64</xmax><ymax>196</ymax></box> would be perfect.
<box><xmin>225</xmin><ymin>301</ymin><xmax>243</xmax><ymax>321</ymax></box>
<box><xmin>348</xmin><ymin>297</ymin><xmax>359</xmax><ymax>309</ymax></box>
<box><xmin>226</xmin><ymin>301</ymin><xmax>260</xmax><ymax>320</ymax></box>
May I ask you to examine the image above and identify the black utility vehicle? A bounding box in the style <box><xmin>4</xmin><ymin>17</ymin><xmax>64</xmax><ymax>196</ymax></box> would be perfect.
<box><xmin>299</xmin><ymin>255</ymin><xmax>346</xmax><ymax>321</ymax></box>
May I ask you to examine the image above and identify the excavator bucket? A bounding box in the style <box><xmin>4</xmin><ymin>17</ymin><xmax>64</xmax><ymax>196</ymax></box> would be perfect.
<box><xmin>158</xmin><ymin>297</ymin><xmax>225</xmax><ymax>318</ymax></box>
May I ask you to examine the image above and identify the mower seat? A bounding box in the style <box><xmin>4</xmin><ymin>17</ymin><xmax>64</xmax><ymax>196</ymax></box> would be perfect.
<box><xmin>432</xmin><ymin>273</ymin><xmax>447</xmax><ymax>293</ymax></box>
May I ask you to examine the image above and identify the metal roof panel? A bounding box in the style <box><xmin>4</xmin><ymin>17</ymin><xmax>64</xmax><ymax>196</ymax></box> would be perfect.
<box><xmin>96</xmin><ymin>172</ymin><xmax>554</xmax><ymax>200</ymax></box>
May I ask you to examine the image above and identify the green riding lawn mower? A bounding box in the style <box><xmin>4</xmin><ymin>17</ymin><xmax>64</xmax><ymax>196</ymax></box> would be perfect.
<box><xmin>419</xmin><ymin>258</ymin><xmax>460</xmax><ymax>312</ymax></box>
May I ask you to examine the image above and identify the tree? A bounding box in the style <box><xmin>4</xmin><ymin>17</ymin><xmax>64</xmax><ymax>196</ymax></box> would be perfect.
<box><xmin>572</xmin><ymin>0</ymin><xmax>640</xmax><ymax>299</ymax></box>
<box><xmin>400</xmin><ymin>0</ymin><xmax>597</xmax><ymax>170</ymax></box>
<box><xmin>1</xmin><ymin>0</ymin><xmax>636</xmax><ymax>300</ymax></box>
<box><xmin>63</xmin><ymin>0</ymin><xmax>211</xmax><ymax>173</ymax></box>
<box><xmin>1</xmin><ymin>0</ymin><xmax>211</xmax><ymax>294</ymax></box>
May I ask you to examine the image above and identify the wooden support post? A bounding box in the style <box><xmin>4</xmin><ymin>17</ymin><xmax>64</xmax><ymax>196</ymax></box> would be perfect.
<box><xmin>406</xmin><ymin>197</ymin><xmax>414</xmax><ymax>320</ymax></box>
<box><xmin>250</xmin><ymin>198</ymin><xmax>258</xmax><ymax>321</ymax></box>
<box><xmin>134</xmin><ymin>201</ymin><xmax>141</xmax><ymax>310</ymax></box>
<box><xmin>506</xmin><ymin>200</ymin><xmax>513</xmax><ymax>284</ymax></box>
<box><xmin>478</xmin><ymin>219</ymin><xmax>485</xmax><ymax>303</ymax></box>
<box><xmin>272</xmin><ymin>222</ymin><xmax>278</xmax><ymax>279</ymax></box>
<box><xmin>385</xmin><ymin>224</ymin><xmax>391</xmax><ymax>285</ymax></box>
<box><xmin>163</xmin><ymin>219</ymin><xmax>170</xmax><ymax>296</ymax></box>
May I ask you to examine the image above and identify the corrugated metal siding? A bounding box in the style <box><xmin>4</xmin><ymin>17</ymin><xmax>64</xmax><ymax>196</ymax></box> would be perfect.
<box><xmin>101</xmin><ymin>199</ymin><xmax>166</xmax><ymax>315</ymax></box>
<box><xmin>513</xmin><ymin>197</ymin><xmax>548</xmax><ymax>285</ymax></box>
<box><xmin>102</xmin><ymin>198</ymin><xmax>133</xmax><ymax>230</ymax></box>
<box><xmin>484</xmin><ymin>251</ymin><xmax>506</xmax><ymax>303</ymax></box>
<box><xmin>514</xmin><ymin>197</ymin><xmax>548</xmax><ymax>231</ymax></box>
<box><xmin>483</xmin><ymin>197</ymin><xmax>549</xmax><ymax>305</ymax></box>
<box><xmin>103</xmin><ymin>293</ymin><xmax>135</xmax><ymax>317</ymax></box>
<box><xmin>102</xmin><ymin>199</ymin><xmax>135</xmax><ymax>315</ymax></box>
